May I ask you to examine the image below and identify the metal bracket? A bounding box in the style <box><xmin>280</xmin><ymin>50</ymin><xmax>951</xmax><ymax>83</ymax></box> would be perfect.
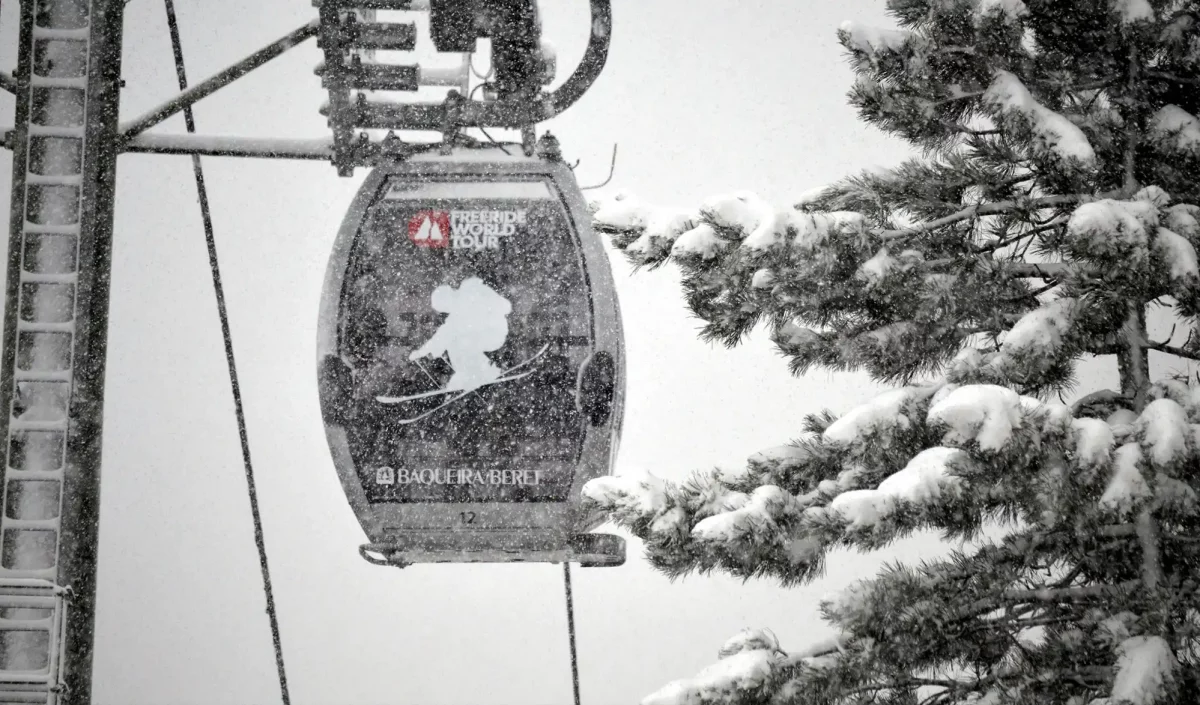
<box><xmin>119</xmin><ymin>21</ymin><xmax>319</xmax><ymax>140</ymax></box>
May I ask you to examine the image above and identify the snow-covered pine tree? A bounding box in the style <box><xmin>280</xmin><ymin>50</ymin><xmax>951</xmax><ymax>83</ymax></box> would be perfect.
<box><xmin>583</xmin><ymin>1</ymin><xmax>1200</xmax><ymax>703</ymax></box>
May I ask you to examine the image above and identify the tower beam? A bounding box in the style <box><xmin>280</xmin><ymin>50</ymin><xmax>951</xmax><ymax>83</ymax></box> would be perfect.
<box><xmin>0</xmin><ymin>0</ymin><xmax>126</xmax><ymax>702</ymax></box>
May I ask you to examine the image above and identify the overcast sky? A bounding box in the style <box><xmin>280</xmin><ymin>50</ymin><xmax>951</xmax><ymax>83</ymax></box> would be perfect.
<box><xmin>0</xmin><ymin>1</ymin><xmax>1151</xmax><ymax>704</ymax></box>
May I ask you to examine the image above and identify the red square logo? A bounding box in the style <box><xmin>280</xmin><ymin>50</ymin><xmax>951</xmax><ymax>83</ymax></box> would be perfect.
<box><xmin>408</xmin><ymin>211</ymin><xmax>450</xmax><ymax>248</ymax></box>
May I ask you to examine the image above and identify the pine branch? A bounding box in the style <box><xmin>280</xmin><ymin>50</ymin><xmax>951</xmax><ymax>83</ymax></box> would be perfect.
<box><xmin>1000</xmin><ymin>280</ymin><xmax>1060</xmax><ymax>303</ymax></box>
<box><xmin>961</xmin><ymin>580</ymin><xmax>1140</xmax><ymax>619</ymax></box>
<box><xmin>1006</xmin><ymin>262</ymin><xmax>1069</xmax><ymax>279</ymax></box>
<box><xmin>879</xmin><ymin>195</ymin><xmax>1101</xmax><ymax>241</ymax></box>
<box><xmin>1070</xmin><ymin>389</ymin><xmax>1131</xmax><ymax>415</ymax></box>
<box><xmin>1147</xmin><ymin>340</ymin><xmax>1200</xmax><ymax>362</ymax></box>
<box><xmin>975</xmin><ymin>219</ymin><xmax>1066</xmax><ymax>255</ymax></box>
<box><xmin>844</xmin><ymin>677</ymin><xmax>962</xmax><ymax>697</ymax></box>
<box><xmin>1145</xmin><ymin>70</ymin><xmax>1200</xmax><ymax>86</ymax></box>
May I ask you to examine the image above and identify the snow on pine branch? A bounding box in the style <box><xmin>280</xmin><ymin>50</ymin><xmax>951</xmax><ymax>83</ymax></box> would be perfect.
<box><xmin>640</xmin><ymin>642</ymin><xmax>782</xmax><ymax>705</ymax></box>
<box><xmin>1108</xmin><ymin>636</ymin><xmax>1176</xmax><ymax>705</ymax></box>
<box><xmin>1113</xmin><ymin>0</ymin><xmax>1156</xmax><ymax>25</ymax></box>
<box><xmin>974</xmin><ymin>0</ymin><xmax>1028</xmax><ymax>24</ymax></box>
<box><xmin>982</xmin><ymin>70</ymin><xmax>1096</xmax><ymax>166</ymax></box>
<box><xmin>591</xmin><ymin>183</ymin><xmax>1200</xmax><ymax>388</ymax></box>
<box><xmin>583</xmin><ymin>376</ymin><xmax>1200</xmax><ymax>584</ymax></box>
<box><xmin>838</xmin><ymin>21</ymin><xmax>916</xmax><ymax>59</ymax></box>
<box><xmin>1150</xmin><ymin>105</ymin><xmax>1200</xmax><ymax>157</ymax></box>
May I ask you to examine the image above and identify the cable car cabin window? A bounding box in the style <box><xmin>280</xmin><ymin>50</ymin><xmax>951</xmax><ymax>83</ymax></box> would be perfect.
<box><xmin>337</xmin><ymin>177</ymin><xmax>593</xmax><ymax>505</ymax></box>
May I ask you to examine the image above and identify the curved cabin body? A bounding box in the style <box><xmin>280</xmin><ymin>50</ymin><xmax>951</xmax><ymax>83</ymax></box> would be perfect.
<box><xmin>318</xmin><ymin>149</ymin><xmax>625</xmax><ymax>566</ymax></box>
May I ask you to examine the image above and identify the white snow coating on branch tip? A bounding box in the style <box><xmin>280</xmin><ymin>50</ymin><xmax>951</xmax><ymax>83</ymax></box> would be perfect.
<box><xmin>1112</xmin><ymin>0</ymin><xmax>1155</xmax><ymax>25</ymax></box>
<box><xmin>1001</xmin><ymin>297</ymin><xmax>1075</xmax><ymax>355</ymax></box>
<box><xmin>1150</xmin><ymin>105</ymin><xmax>1200</xmax><ymax>156</ymax></box>
<box><xmin>793</xmin><ymin>211</ymin><xmax>867</xmax><ymax>251</ymax></box>
<box><xmin>1099</xmin><ymin>443</ymin><xmax>1150</xmax><ymax>515</ymax></box>
<box><xmin>1154</xmin><ymin>228</ymin><xmax>1200</xmax><ymax>282</ymax></box>
<box><xmin>672</xmin><ymin>223</ymin><xmax>725</xmax><ymax>260</ymax></box>
<box><xmin>983</xmin><ymin>71</ymin><xmax>1096</xmax><ymax>164</ymax></box>
<box><xmin>701</xmin><ymin>193</ymin><xmax>784</xmax><ymax>252</ymax></box>
<box><xmin>776</xmin><ymin>320</ymin><xmax>822</xmax><ymax>347</ymax></box>
<box><xmin>858</xmin><ymin>247</ymin><xmax>897</xmax><ymax>287</ymax></box>
<box><xmin>823</xmin><ymin>386</ymin><xmax>934</xmax><ymax>447</ymax></box>
<box><xmin>591</xmin><ymin>191</ymin><xmax>653</xmax><ymax>230</ymax></box>
<box><xmin>927</xmin><ymin>384</ymin><xmax>1024</xmax><ymax>451</ymax></box>
<box><xmin>1067</xmin><ymin>199</ymin><xmax>1158</xmax><ymax>257</ymax></box>
<box><xmin>582</xmin><ymin>470</ymin><xmax>667</xmax><ymax>518</ymax></box>
<box><xmin>838</xmin><ymin>21</ymin><xmax>912</xmax><ymax>56</ymax></box>
<box><xmin>640</xmin><ymin>650</ymin><xmax>776</xmax><ymax>705</ymax></box>
<box><xmin>1109</xmin><ymin>636</ymin><xmax>1175</xmax><ymax>705</ymax></box>
<box><xmin>1136</xmin><ymin>399</ymin><xmax>1190</xmax><ymax>467</ymax></box>
<box><xmin>691</xmin><ymin>485</ymin><xmax>796</xmax><ymax>543</ymax></box>
<box><xmin>827</xmin><ymin>447</ymin><xmax>967</xmax><ymax>527</ymax></box>
<box><xmin>718</xmin><ymin>628</ymin><xmax>780</xmax><ymax>658</ymax></box>
<box><xmin>975</xmin><ymin>0</ymin><xmax>1028</xmax><ymax>24</ymax></box>
<box><xmin>1071</xmin><ymin>417</ymin><xmax>1115</xmax><ymax>468</ymax></box>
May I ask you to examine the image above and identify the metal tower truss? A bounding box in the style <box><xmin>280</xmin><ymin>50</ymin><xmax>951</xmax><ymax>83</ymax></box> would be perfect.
<box><xmin>0</xmin><ymin>0</ymin><xmax>126</xmax><ymax>702</ymax></box>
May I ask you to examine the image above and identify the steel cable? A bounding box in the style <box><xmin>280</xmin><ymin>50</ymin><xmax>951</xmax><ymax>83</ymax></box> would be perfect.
<box><xmin>564</xmin><ymin>563</ymin><xmax>582</xmax><ymax>705</ymax></box>
<box><xmin>162</xmin><ymin>2</ymin><xmax>292</xmax><ymax>702</ymax></box>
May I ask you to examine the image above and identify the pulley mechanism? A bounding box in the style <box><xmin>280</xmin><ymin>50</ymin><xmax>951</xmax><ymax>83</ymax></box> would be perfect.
<box><xmin>314</xmin><ymin>0</ymin><xmax>611</xmax><ymax>174</ymax></box>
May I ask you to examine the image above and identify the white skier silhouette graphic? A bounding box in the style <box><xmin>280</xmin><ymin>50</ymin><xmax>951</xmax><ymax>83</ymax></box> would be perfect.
<box><xmin>408</xmin><ymin>277</ymin><xmax>512</xmax><ymax>392</ymax></box>
<box><xmin>377</xmin><ymin>277</ymin><xmax>549</xmax><ymax>424</ymax></box>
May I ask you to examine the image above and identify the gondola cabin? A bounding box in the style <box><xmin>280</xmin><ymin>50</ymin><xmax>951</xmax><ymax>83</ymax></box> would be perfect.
<box><xmin>318</xmin><ymin>149</ymin><xmax>625</xmax><ymax>567</ymax></box>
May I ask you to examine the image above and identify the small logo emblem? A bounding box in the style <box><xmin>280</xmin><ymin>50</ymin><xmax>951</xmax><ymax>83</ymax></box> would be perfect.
<box><xmin>375</xmin><ymin>466</ymin><xmax>396</xmax><ymax>485</ymax></box>
<box><xmin>408</xmin><ymin>211</ymin><xmax>450</xmax><ymax>248</ymax></box>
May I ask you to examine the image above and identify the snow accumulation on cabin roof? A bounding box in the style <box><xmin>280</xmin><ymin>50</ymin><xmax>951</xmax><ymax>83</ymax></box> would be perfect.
<box><xmin>983</xmin><ymin>71</ymin><xmax>1096</xmax><ymax>164</ymax></box>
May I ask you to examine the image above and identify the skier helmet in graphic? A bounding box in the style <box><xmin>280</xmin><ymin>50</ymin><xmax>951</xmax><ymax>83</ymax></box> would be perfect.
<box><xmin>317</xmin><ymin>148</ymin><xmax>626</xmax><ymax>567</ymax></box>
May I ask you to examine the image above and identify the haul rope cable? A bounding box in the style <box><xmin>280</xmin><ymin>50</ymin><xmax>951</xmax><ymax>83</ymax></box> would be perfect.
<box><xmin>162</xmin><ymin>1</ymin><xmax>292</xmax><ymax>702</ymax></box>
<box><xmin>564</xmin><ymin>563</ymin><xmax>582</xmax><ymax>705</ymax></box>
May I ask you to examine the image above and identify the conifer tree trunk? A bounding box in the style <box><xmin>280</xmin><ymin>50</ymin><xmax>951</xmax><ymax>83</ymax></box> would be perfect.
<box><xmin>1120</xmin><ymin>285</ymin><xmax>1163</xmax><ymax>596</ymax></box>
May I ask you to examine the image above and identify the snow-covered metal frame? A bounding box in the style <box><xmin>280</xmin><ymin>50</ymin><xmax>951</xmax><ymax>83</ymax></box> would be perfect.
<box><xmin>317</xmin><ymin>0</ymin><xmax>611</xmax><ymax>174</ymax></box>
<box><xmin>0</xmin><ymin>0</ymin><xmax>126</xmax><ymax>703</ymax></box>
<box><xmin>2</xmin><ymin>0</ymin><xmax>613</xmax><ymax>177</ymax></box>
<box><xmin>0</xmin><ymin>579</ymin><xmax>70</xmax><ymax>705</ymax></box>
<box><xmin>317</xmin><ymin>148</ymin><xmax>626</xmax><ymax>568</ymax></box>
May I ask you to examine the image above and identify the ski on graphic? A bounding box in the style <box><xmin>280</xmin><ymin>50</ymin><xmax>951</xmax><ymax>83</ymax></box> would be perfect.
<box><xmin>388</xmin><ymin>344</ymin><xmax>551</xmax><ymax>425</ymax></box>
<box><xmin>375</xmin><ymin>343</ymin><xmax>551</xmax><ymax>408</ymax></box>
<box><xmin>389</xmin><ymin>368</ymin><xmax>536</xmax><ymax>426</ymax></box>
